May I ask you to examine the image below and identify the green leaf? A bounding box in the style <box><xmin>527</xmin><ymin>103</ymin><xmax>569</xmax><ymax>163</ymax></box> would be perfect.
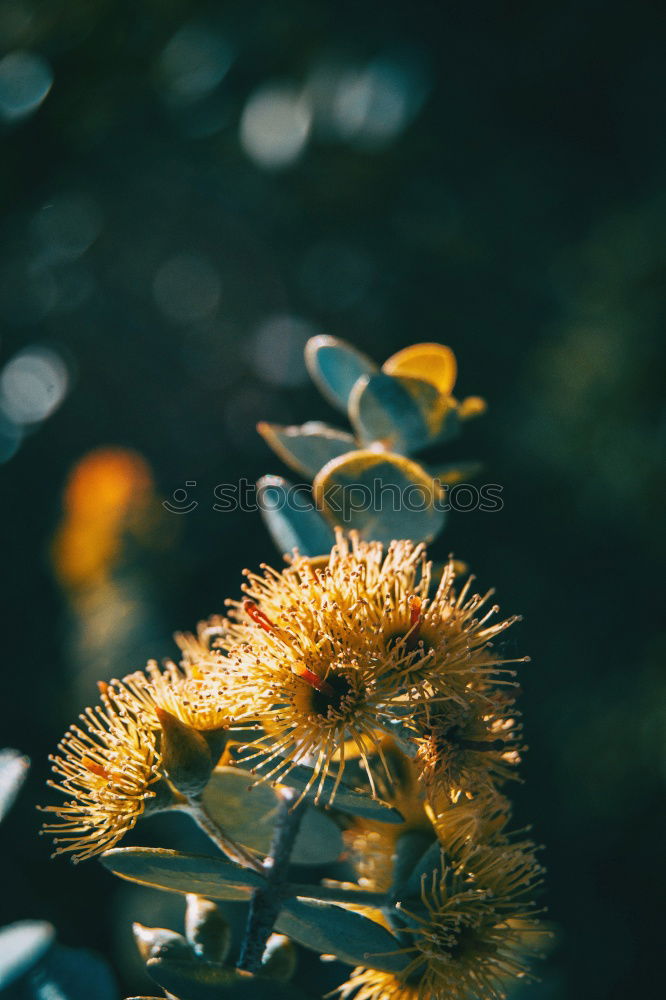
<box><xmin>0</xmin><ymin>748</ymin><xmax>29</xmax><ymax>823</ymax></box>
<box><xmin>101</xmin><ymin>847</ymin><xmax>265</xmax><ymax>900</ymax></box>
<box><xmin>400</xmin><ymin>840</ymin><xmax>444</xmax><ymax>902</ymax></box>
<box><xmin>257</xmin><ymin>475</ymin><xmax>335</xmax><ymax>557</ymax></box>
<box><xmin>35</xmin><ymin>943</ymin><xmax>118</xmax><ymax>1000</ymax></box>
<box><xmin>0</xmin><ymin>920</ymin><xmax>55</xmax><ymax>989</ymax></box>
<box><xmin>146</xmin><ymin>957</ymin><xmax>236</xmax><ymax>1000</ymax></box>
<box><xmin>203</xmin><ymin>767</ymin><xmax>344</xmax><ymax>864</ymax></box>
<box><xmin>230</xmin><ymin>753</ymin><xmax>404</xmax><ymax>824</ymax></box>
<box><xmin>348</xmin><ymin>372</ymin><xmax>436</xmax><ymax>453</ymax></box>
<box><xmin>146</xmin><ymin>959</ymin><xmax>308</xmax><ymax>1000</ymax></box>
<box><xmin>312</xmin><ymin>450</ymin><xmax>446</xmax><ymax>546</ymax></box>
<box><xmin>276</xmin><ymin>900</ymin><xmax>408</xmax><ymax>973</ymax></box>
<box><xmin>388</xmin><ymin>831</ymin><xmax>436</xmax><ymax>903</ymax></box>
<box><xmin>305</xmin><ymin>335</ymin><xmax>377</xmax><ymax>412</ymax></box>
<box><xmin>258</xmin><ymin>421</ymin><xmax>356</xmax><ymax>478</ymax></box>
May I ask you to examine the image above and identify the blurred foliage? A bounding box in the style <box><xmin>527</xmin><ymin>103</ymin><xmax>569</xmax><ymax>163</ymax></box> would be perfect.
<box><xmin>0</xmin><ymin>1</ymin><xmax>664</xmax><ymax>998</ymax></box>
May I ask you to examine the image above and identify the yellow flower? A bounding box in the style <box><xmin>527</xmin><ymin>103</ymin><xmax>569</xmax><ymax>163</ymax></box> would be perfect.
<box><xmin>339</xmin><ymin>835</ymin><xmax>544</xmax><ymax>1000</ymax></box>
<box><xmin>112</xmin><ymin>659</ymin><xmax>233</xmax><ymax>736</ymax></box>
<box><xmin>341</xmin><ymin>743</ymin><xmax>431</xmax><ymax>892</ymax></box>
<box><xmin>415</xmin><ymin>691</ymin><xmax>522</xmax><ymax>806</ymax></box>
<box><xmin>340</xmin><ymin>740</ymin><xmax>511</xmax><ymax>898</ymax></box>
<box><xmin>174</xmin><ymin>616</ymin><xmax>229</xmax><ymax>674</ymax></box>
<box><xmin>432</xmin><ymin>791</ymin><xmax>512</xmax><ymax>856</ymax></box>
<box><xmin>338</xmin><ymin>969</ymin><xmax>418</xmax><ymax>1000</ymax></box>
<box><xmin>215</xmin><ymin>531</ymin><xmax>523</xmax><ymax>804</ymax></box>
<box><xmin>41</xmin><ymin>689</ymin><xmax>161</xmax><ymax>862</ymax></box>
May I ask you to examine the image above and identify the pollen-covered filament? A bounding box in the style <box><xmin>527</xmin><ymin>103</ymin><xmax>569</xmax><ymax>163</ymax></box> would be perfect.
<box><xmin>244</xmin><ymin>600</ymin><xmax>336</xmax><ymax>699</ymax></box>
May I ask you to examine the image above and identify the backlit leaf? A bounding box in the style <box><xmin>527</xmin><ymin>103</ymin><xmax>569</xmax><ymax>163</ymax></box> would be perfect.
<box><xmin>101</xmin><ymin>847</ymin><xmax>265</xmax><ymax>900</ymax></box>
<box><xmin>312</xmin><ymin>450</ymin><xmax>446</xmax><ymax>545</ymax></box>
<box><xmin>230</xmin><ymin>752</ymin><xmax>403</xmax><ymax>824</ymax></box>
<box><xmin>305</xmin><ymin>335</ymin><xmax>377</xmax><ymax>412</ymax></box>
<box><xmin>257</xmin><ymin>475</ymin><xmax>335</xmax><ymax>557</ymax></box>
<box><xmin>0</xmin><ymin>920</ymin><xmax>55</xmax><ymax>989</ymax></box>
<box><xmin>383</xmin><ymin>342</ymin><xmax>457</xmax><ymax>397</ymax></box>
<box><xmin>276</xmin><ymin>899</ymin><xmax>408</xmax><ymax>973</ymax></box>
<box><xmin>147</xmin><ymin>958</ymin><xmax>308</xmax><ymax>1000</ymax></box>
<box><xmin>203</xmin><ymin>767</ymin><xmax>344</xmax><ymax>864</ymax></box>
<box><xmin>0</xmin><ymin>748</ymin><xmax>29</xmax><ymax>823</ymax></box>
<box><xmin>35</xmin><ymin>943</ymin><xmax>118</xmax><ymax>1000</ymax></box>
<box><xmin>348</xmin><ymin>372</ymin><xmax>436</xmax><ymax>452</ymax></box>
<box><xmin>258</xmin><ymin>421</ymin><xmax>356</xmax><ymax>478</ymax></box>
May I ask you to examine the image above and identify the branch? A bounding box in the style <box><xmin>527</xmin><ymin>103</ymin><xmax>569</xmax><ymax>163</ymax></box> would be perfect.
<box><xmin>237</xmin><ymin>787</ymin><xmax>306</xmax><ymax>973</ymax></box>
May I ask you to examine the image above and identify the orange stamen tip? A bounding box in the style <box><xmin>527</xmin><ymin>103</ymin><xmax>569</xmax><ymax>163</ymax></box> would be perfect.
<box><xmin>409</xmin><ymin>595</ymin><xmax>422</xmax><ymax>628</ymax></box>
<box><xmin>244</xmin><ymin>601</ymin><xmax>277</xmax><ymax>635</ymax></box>
<box><xmin>83</xmin><ymin>757</ymin><xmax>110</xmax><ymax>780</ymax></box>
<box><xmin>97</xmin><ymin>680</ymin><xmax>110</xmax><ymax>697</ymax></box>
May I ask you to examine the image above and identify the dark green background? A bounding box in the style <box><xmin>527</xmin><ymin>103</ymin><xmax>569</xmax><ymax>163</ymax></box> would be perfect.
<box><xmin>1</xmin><ymin>2</ymin><xmax>664</xmax><ymax>998</ymax></box>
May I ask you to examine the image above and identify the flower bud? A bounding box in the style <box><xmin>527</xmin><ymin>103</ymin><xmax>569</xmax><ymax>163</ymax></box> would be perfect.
<box><xmin>184</xmin><ymin>894</ymin><xmax>230</xmax><ymax>963</ymax></box>
<box><xmin>156</xmin><ymin>707</ymin><xmax>213</xmax><ymax>798</ymax></box>
<box><xmin>132</xmin><ymin>922</ymin><xmax>192</xmax><ymax>963</ymax></box>
<box><xmin>261</xmin><ymin>934</ymin><xmax>297</xmax><ymax>983</ymax></box>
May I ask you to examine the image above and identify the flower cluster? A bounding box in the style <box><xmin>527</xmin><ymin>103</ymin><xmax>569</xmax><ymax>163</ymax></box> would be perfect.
<box><xmin>43</xmin><ymin>529</ymin><xmax>544</xmax><ymax>997</ymax></box>
<box><xmin>336</xmin><ymin>743</ymin><xmax>545</xmax><ymax>1000</ymax></box>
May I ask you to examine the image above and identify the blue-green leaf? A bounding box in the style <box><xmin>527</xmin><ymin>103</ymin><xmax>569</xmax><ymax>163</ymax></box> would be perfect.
<box><xmin>348</xmin><ymin>372</ymin><xmax>437</xmax><ymax>453</ymax></box>
<box><xmin>146</xmin><ymin>957</ymin><xmax>236</xmax><ymax>1000</ymax></box>
<box><xmin>0</xmin><ymin>748</ymin><xmax>29</xmax><ymax>823</ymax></box>
<box><xmin>33</xmin><ymin>943</ymin><xmax>118</xmax><ymax>1000</ymax></box>
<box><xmin>258</xmin><ymin>421</ymin><xmax>356</xmax><ymax>478</ymax></box>
<box><xmin>313</xmin><ymin>450</ymin><xmax>446</xmax><ymax>546</ymax></box>
<box><xmin>305</xmin><ymin>335</ymin><xmax>377</xmax><ymax>412</ymax></box>
<box><xmin>400</xmin><ymin>840</ymin><xmax>443</xmax><ymax>901</ymax></box>
<box><xmin>0</xmin><ymin>921</ymin><xmax>55</xmax><ymax>990</ymax></box>
<box><xmin>388</xmin><ymin>832</ymin><xmax>436</xmax><ymax>904</ymax></box>
<box><xmin>230</xmin><ymin>751</ymin><xmax>403</xmax><ymax>824</ymax></box>
<box><xmin>203</xmin><ymin>767</ymin><xmax>344</xmax><ymax>864</ymax></box>
<box><xmin>101</xmin><ymin>848</ymin><xmax>265</xmax><ymax>900</ymax></box>
<box><xmin>257</xmin><ymin>475</ymin><xmax>335</xmax><ymax>558</ymax></box>
<box><xmin>146</xmin><ymin>958</ymin><xmax>308</xmax><ymax>1000</ymax></box>
<box><xmin>276</xmin><ymin>900</ymin><xmax>408</xmax><ymax>973</ymax></box>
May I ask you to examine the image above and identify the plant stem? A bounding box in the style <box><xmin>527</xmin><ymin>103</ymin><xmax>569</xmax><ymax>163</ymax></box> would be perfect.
<box><xmin>283</xmin><ymin>883</ymin><xmax>387</xmax><ymax>907</ymax></box>
<box><xmin>237</xmin><ymin>787</ymin><xmax>306</xmax><ymax>973</ymax></box>
<box><xmin>184</xmin><ymin>798</ymin><xmax>265</xmax><ymax>875</ymax></box>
